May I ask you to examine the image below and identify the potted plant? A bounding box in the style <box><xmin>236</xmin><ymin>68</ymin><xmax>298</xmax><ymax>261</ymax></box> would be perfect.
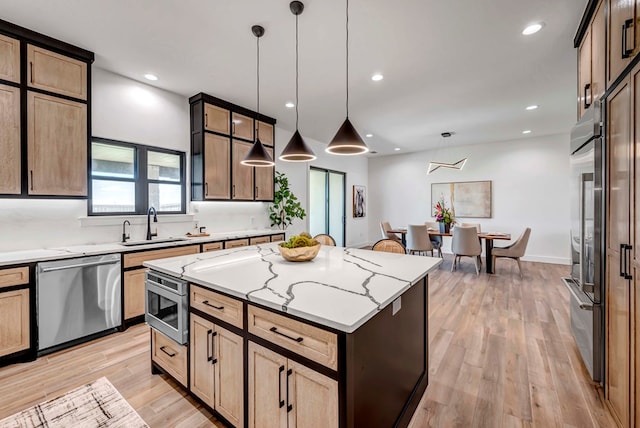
<box><xmin>269</xmin><ymin>171</ymin><xmax>306</xmax><ymax>230</ymax></box>
<box><xmin>433</xmin><ymin>197</ymin><xmax>455</xmax><ymax>233</ymax></box>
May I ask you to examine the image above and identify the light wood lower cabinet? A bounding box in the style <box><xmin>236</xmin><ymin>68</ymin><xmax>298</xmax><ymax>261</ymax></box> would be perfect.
<box><xmin>248</xmin><ymin>341</ymin><xmax>338</xmax><ymax>428</ymax></box>
<box><xmin>190</xmin><ymin>313</ymin><xmax>243</xmax><ymax>427</ymax></box>
<box><xmin>152</xmin><ymin>328</ymin><xmax>187</xmax><ymax>387</ymax></box>
<box><xmin>0</xmin><ymin>288</ymin><xmax>30</xmax><ymax>358</ymax></box>
<box><xmin>123</xmin><ymin>268</ymin><xmax>146</xmax><ymax>320</ymax></box>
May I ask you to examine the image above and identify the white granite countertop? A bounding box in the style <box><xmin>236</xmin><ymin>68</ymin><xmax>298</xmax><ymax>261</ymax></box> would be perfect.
<box><xmin>0</xmin><ymin>229</ymin><xmax>282</xmax><ymax>267</ymax></box>
<box><xmin>143</xmin><ymin>242</ymin><xmax>442</xmax><ymax>333</ymax></box>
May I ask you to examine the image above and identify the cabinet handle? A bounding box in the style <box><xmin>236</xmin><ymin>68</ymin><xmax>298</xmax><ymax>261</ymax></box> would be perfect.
<box><xmin>255</xmin><ymin>186</ymin><xmax>259</xmax><ymax>198</ymax></box>
<box><xmin>625</xmin><ymin>244</ymin><xmax>633</xmax><ymax>280</ymax></box>
<box><xmin>286</xmin><ymin>368</ymin><xmax>293</xmax><ymax>412</ymax></box>
<box><xmin>30</xmin><ymin>170</ymin><xmax>33</xmax><ymax>191</ymax></box>
<box><xmin>30</xmin><ymin>61</ymin><xmax>34</xmax><ymax>83</ymax></box>
<box><xmin>207</xmin><ymin>329</ymin><xmax>213</xmax><ymax>362</ymax></box>
<box><xmin>205</xmin><ymin>113</ymin><xmax>208</xmax><ymax>128</ymax></box>
<box><xmin>233</xmin><ymin>184</ymin><xmax>236</xmax><ymax>197</ymax></box>
<box><xmin>211</xmin><ymin>331</ymin><xmax>218</xmax><ymax>365</ymax></box>
<box><xmin>269</xmin><ymin>326</ymin><xmax>303</xmax><ymax>343</ymax></box>
<box><xmin>620</xmin><ymin>244</ymin><xmax>625</xmax><ymax>277</ymax></box>
<box><xmin>202</xmin><ymin>300</ymin><xmax>224</xmax><ymax>310</ymax></box>
<box><xmin>232</xmin><ymin>121</ymin><xmax>236</xmax><ymax>135</ymax></box>
<box><xmin>278</xmin><ymin>365</ymin><xmax>285</xmax><ymax>408</ymax></box>
<box><xmin>623</xmin><ymin>19</ymin><xmax>634</xmax><ymax>59</ymax></box>
<box><xmin>159</xmin><ymin>346</ymin><xmax>176</xmax><ymax>358</ymax></box>
<box><xmin>583</xmin><ymin>83</ymin><xmax>591</xmax><ymax>109</ymax></box>
<box><xmin>205</xmin><ymin>182</ymin><xmax>209</xmax><ymax>197</ymax></box>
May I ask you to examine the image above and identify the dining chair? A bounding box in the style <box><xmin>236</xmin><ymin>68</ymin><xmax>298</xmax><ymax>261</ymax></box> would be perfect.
<box><xmin>492</xmin><ymin>228</ymin><xmax>531</xmax><ymax>278</ymax></box>
<box><xmin>424</xmin><ymin>221</ymin><xmax>443</xmax><ymax>257</ymax></box>
<box><xmin>406</xmin><ymin>225</ymin><xmax>436</xmax><ymax>256</ymax></box>
<box><xmin>372</xmin><ymin>239</ymin><xmax>406</xmax><ymax>254</ymax></box>
<box><xmin>450</xmin><ymin>226</ymin><xmax>482</xmax><ymax>275</ymax></box>
<box><xmin>314</xmin><ymin>234</ymin><xmax>336</xmax><ymax>246</ymax></box>
<box><xmin>459</xmin><ymin>222</ymin><xmax>481</xmax><ymax>233</ymax></box>
<box><xmin>380</xmin><ymin>221</ymin><xmax>402</xmax><ymax>243</ymax></box>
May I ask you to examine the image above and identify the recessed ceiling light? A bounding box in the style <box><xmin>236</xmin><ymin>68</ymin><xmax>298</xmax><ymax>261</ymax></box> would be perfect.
<box><xmin>144</xmin><ymin>73</ymin><xmax>158</xmax><ymax>81</ymax></box>
<box><xmin>394</xmin><ymin>148</ymin><xmax>400</xmax><ymax>151</ymax></box>
<box><xmin>365</xmin><ymin>133</ymin><xmax>373</xmax><ymax>138</ymax></box>
<box><xmin>285</xmin><ymin>102</ymin><xmax>295</xmax><ymax>108</ymax></box>
<box><xmin>522</xmin><ymin>130</ymin><xmax>532</xmax><ymax>134</ymax></box>
<box><xmin>371</xmin><ymin>74</ymin><xmax>384</xmax><ymax>81</ymax></box>
<box><xmin>522</xmin><ymin>23</ymin><xmax>543</xmax><ymax>35</ymax></box>
<box><xmin>526</xmin><ymin>105</ymin><xmax>539</xmax><ymax>110</ymax></box>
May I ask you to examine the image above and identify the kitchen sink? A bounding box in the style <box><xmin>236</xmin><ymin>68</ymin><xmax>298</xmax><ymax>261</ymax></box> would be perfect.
<box><xmin>120</xmin><ymin>237</ymin><xmax>188</xmax><ymax>247</ymax></box>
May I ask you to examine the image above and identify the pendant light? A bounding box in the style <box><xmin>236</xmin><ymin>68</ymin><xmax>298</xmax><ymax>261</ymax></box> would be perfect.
<box><xmin>242</xmin><ymin>25</ymin><xmax>275</xmax><ymax>167</ymax></box>
<box><xmin>427</xmin><ymin>132</ymin><xmax>467</xmax><ymax>174</ymax></box>
<box><xmin>326</xmin><ymin>0</ymin><xmax>369</xmax><ymax>156</ymax></box>
<box><xmin>280</xmin><ymin>1</ymin><xmax>317</xmax><ymax>162</ymax></box>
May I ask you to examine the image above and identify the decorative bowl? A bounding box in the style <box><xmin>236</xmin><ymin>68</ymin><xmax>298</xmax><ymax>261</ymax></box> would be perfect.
<box><xmin>278</xmin><ymin>244</ymin><xmax>321</xmax><ymax>262</ymax></box>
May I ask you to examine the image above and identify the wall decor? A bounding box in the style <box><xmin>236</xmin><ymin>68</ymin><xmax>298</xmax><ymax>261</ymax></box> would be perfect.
<box><xmin>353</xmin><ymin>185</ymin><xmax>366</xmax><ymax>218</ymax></box>
<box><xmin>431</xmin><ymin>180</ymin><xmax>491</xmax><ymax>218</ymax></box>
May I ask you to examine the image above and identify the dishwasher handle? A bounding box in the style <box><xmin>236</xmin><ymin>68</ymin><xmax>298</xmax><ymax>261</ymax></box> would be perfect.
<box><xmin>39</xmin><ymin>258</ymin><xmax>120</xmax><ymax>273</ymax></box>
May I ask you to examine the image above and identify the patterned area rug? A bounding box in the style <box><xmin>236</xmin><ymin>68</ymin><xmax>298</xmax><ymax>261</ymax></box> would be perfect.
<box><xmin>0</xmin><ymin>377</ymin><xmax>148</xmax><ymax>428</ymax></box>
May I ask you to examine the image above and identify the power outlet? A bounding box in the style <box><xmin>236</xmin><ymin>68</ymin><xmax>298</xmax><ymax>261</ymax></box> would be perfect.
<box><xmin>250</xmin><ymin>216</ymin><xmax>255</xmax><ymax>225</ymax></box>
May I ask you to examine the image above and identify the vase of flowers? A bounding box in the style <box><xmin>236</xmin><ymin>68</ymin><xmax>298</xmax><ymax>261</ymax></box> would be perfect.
<box><xmin>433</xmin><ymin>197</ymin><xmax>454</xmax><ymax>233</ymax></box>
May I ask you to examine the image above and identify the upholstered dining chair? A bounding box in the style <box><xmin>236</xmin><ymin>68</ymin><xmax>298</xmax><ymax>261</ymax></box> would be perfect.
<box><xmin>406</xmin><ymin>225</ymin><xmax>436</xmax><ymax>256</ymax></box>
<box><xmin>451</xmin><ymin>226</ymin><xmax>482</xmax><ymax>275</ymax></box>
<box><xmin>380</xmin><ymin>221</ymin><xmax>402</xmax><ymax>242</ymax></box>
<box><xmin>492</xmin><ymin>228</ymin><xmax>531</xmax><ymax>278</ymax></box>
<box><xmin>314</xmin><ymin>234</ymin><xmax>336</xmax><ymax>246</ymax></box>
<box><xmin>372</xmin><ymin>239</ymin><xmax>406</xmax><ymax>254</ymax></box>
<box><xmin>459</xmin><ymin>222</ymin><xmax>482</xmax><ymax>233</ymax></box>
<box><xmin>425</xmin><ymin>221</ymin><xmax>443</xmax><ymax>257</ymax></box>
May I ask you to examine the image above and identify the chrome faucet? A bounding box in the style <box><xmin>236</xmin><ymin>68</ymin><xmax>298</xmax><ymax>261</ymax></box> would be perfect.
<box><xmin>122</xmin><ymin>220</ymin><xmax>131</xmax><ymax>243</ymax></box>
<box><xmin>146</xmin><ymin>207</ymin><xmax>158</xmax><ymax>240</ymax></box>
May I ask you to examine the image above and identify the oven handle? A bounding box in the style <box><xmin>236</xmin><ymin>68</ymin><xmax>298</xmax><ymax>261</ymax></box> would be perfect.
<box><xmin>561</xmin><ymin>277</ymin><xmax>593</xmax><ymax>310</ymax></box>
<box><xmin>145</xmin><ymin>280</ymin><xmax>186</xmax><ymax>301</ymax></box>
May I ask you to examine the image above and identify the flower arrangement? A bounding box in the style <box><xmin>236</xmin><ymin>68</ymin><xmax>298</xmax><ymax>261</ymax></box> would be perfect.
<box><xmin>433</xmin><ymin>197</ymin><xmax>454</xmax><ymax>225</ymax></box>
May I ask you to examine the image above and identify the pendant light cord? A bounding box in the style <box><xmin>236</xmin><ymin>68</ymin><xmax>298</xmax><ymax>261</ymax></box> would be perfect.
<box><xmin>346</xmin><ymin>0</ymin><xmax>349</xmax><ymax>118</ymax></box>
<box><xmin>256</xmin><ymin>35</ymin><xmax>260</xmax><ymax>141</ymax></box>
<box><xmin>296</xmin><ymin>12</ymin><xmax>299</xmax><ymax>130</ymax></box>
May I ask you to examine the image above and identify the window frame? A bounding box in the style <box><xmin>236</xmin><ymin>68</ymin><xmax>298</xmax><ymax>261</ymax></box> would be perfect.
<box><xmin>89</xmin><ymin>137</ymin><xmax>186</xmax><ymax>216</ymax></box>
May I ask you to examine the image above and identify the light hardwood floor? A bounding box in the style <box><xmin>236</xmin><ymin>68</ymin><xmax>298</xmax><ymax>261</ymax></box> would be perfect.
<box><xmin>0</xmin><ymin>257</ymin><xmax>615</xmax><ymax>427</ymax></box>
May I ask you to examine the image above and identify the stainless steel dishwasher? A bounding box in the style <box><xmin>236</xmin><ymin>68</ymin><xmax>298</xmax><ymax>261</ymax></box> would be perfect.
<box><xmin>37</xmin><ymin>254</ymin><xmax>121</xmax><ymax>352</ymax></box>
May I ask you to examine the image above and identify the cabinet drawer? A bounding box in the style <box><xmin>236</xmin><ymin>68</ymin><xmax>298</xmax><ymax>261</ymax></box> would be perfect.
<box><xmin>250</xmin><ymin>236</ymin><xmax>270</xmax><ymax>245</ymax></box>
<box><xmin>124</xmin><ymin>245</ymin><xmax>199</xmax><ymax>268</ymax></box>
<box><xmin>191</xmin><ymin>284</ymin><xmax>243</xmax><ymax>329</ymax></box>
<box><xmin>248</xmin><ymin>306</ymin><xmax>338</xmax><ymax>370</ymax></box>
<box><xmin>152</xmin><ymin>328</ymin><xmax>188</xmax><ymax>386</ymax></box>
<box><xmin>27</xmin><ymin>44</ymin><xmax>87</xmax><ymax>100</ymax></box>
<box><xmin>203</xmin><ymin>242</ymin><xmax>223</xmax><ymax>252</ymax></box>
<box><xmin>0</xmin><ymin>267</ymin><xmax>29</xmax><ymax>290</ymax></box>
<box><xmin>225</xmin><ymin>239</ymin><xmax>249</xmax><ymax>249</ymax></box>
<box><xmin>270</xmin><ymin>234</ymin><xmax>285</xmax><ymax>242</ymax></box>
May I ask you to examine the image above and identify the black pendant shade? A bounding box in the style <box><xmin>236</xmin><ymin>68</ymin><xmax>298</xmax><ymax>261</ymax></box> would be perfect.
<box><xmin>241</xmin><ymin>138</ymin><xmax>274</xmax><ymax>167</ymax></box>
<box><xmin>325</xmin><ymin>117</ymin><xmax>369</xmax><ymax>155</ymax></box>
<box><xmin>280</xmin><ymin>130</ymin><xmax>317</xmax><ymax>161</ymax></box>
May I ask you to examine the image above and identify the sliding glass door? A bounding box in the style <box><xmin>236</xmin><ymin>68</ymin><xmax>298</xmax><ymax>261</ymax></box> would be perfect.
<box><xmin>309</xmin><ymin>167</ymin><xmax>345</xmax><ymax>246</ymax></box>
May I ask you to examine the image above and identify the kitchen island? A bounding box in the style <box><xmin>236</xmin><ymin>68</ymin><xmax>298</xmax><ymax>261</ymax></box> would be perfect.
<box><xmin>143</xmin><ymin>243</ymin><xmax>441</xmax><ymax>427</ymax></box>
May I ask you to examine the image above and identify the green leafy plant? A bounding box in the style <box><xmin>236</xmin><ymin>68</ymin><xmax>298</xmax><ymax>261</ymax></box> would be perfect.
<box><xmin>269</xmin><ymin>171</ymin><xmax>306</xmax><ymax>230</ymax></box>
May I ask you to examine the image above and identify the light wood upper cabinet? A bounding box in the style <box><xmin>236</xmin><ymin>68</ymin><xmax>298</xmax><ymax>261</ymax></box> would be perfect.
<box><xmin>256</xmin><ymin>120</ymin><xmax>274</xmax><ymax>146</ymax></box>
<box><xmin>205</xmin><ymin>103</ymin><xmax>230</xmax><ymax>134</ymax></box>
<box><xmin>579</xmin><ymin>26</ymin><xmax>592</xmax><ymax>117</ymax></box>
<box><xmin>255</xmin><ymin>147</ymin><xmax>274</xmax><ymax>201</ymax></box>
<box><xmin>123</xmin><ymin>268</ymin><xmax>146</xmax><ymax>320</ymax></box>
<box><xmin>0</xmin><ymin>289</ymin><xmax>30</xmax><ymax>358</ymax></box>
<box><xmin>27</xmin><ymin>91</ymin><xmax>87</xmax><ymax>196</ymax></box>
<box><xmin>0</xmin><ymin>84</ymin><xmax>21</xmax><ymax>195</ymax></box>
<box><xmin>232</xmin><ymin>140</ymin><xmax>254</xmax><ymax>200</ymax></box>
<box><xmin>0</xmin><ymin>34</ymin><xmax>20</xmax><ymax>83</ymax></box>
<box><xmin>27</xmin><ymin>44</ymin><xmax>87</xmax><ymax>100</ymax></box>
<box><xmin>204</xmin><ymin>134</ymin><xmax>230</xmax><ymax>199</ymax></box>
<box><xmin>591</xmin><ymin>1</ymin><xmax>606</xmax><ymax>101</ymax></box>
<box><xmin>608</xmin><ymin>0</ymin><xmax>640</xmax><ymax>86</ymax></box>
<box><xmin>232</xmin><ymin>112</ymin><xmax>254</xmax><ymax>141</ymax></box>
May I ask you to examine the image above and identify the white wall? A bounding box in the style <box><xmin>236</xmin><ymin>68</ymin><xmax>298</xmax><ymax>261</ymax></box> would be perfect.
<box><xmin>367</xmin><ymin>134</ymin><xmax>571</xmax><ymax>264</ymax></box>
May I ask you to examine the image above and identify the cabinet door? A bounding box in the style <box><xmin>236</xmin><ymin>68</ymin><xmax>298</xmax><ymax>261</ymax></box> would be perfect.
<box><xmin>591</xmin><ymin>0</ymin><xmax>606</xmax><ymax>102</ymax></box>
<box><xmin>287</xmin><ymin>360</ymin><xmax>339</xmax><ymax>428</ymax></box>
<box><xmin>578</xmin><ymin>26</ymin><xmax>592</xmax><ymax>118</ymax></box>
<box><xmin>0</xmin><ymin>34</ymin><xmax>20</xmax><ymax>83</ymax></box>
<box><xmin>232</xmin><ymin>140</ymin><xmax>254</xmax><ymax>200</ymax></box>
<box><xmin>204</xmin><ymin>103</ymin><xmax>230</xmax><ymax>134</ymax></box>
<box><xmin>0</xmin><ymin>289</ymin><xmax>30</xmax><ymax>358</ymax></box>
<box><xmin>248</xmin><ymin>342</ymin><xmax>288</xmax><ymax>428</ymax></box>
<box><xmin>256</xmin><ymin>121</ymin><xmax>274</xmax><ymax>146</ymax></box>
<box><xmin>608</xmin><ymin>0</ymin><xmax>636</xmax><ymax>85</ymax></box>
<box><xmin>27</xmin><ymin>91</ymin><xmax>87</xmax><ymax>196</ymax></box>
<box><xmin>232</xmin><ymin>113</ymin><xmax>254</xmax><ymax>141</ymax></box>
<box><xmin>255</xmin><ymin>146</ymin><xmax>274</xmax><ymax>201</ymax></box>
<box><xmin>123</xmin><ymin>268</ymin><xmax>146</xmax><ymax>320</ymax></box>
<box><xmin>0</xmin><ymin>84</ymin><xmax>20</xmax><ymax>194</ymax></box>
<box><xmin>190</xmin><ymin>313</ymin><xmax>215</xmax><ymax>407</ymax></box>
<box><xmin>204</xmin><ymin>134</ymin><xmax>230</xmax><ymax>199</ymax></box>
<box><xmin>606</xmin><ymin>77</ymin><xmax>632</xmax><ymax>428</ymax></box>
<box><xmin>27</xmin><ymin>44</ymin><xmax>87</xmax><ymax>100</ymax></box>
<box><xmin>214</xmin><ymin>325</ymin><xmax>244</xmax><ymax>428</ymax></box>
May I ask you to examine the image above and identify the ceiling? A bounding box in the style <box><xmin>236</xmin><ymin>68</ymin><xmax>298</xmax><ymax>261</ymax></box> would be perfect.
<box><xmin>1</xmin><ymin>0</ymin><xmax>587</xmax><ymax>155</ymax></box>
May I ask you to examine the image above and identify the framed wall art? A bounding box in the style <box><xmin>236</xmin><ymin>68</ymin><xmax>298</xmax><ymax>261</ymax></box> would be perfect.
<box><xmin>353</xmin><ymin>185</ymin><xmax>366</xmax><ymax>218</ymax></box>
<box><xmin>431</xmin><ymin>180</ymin><xmax>492</xmax><ymax>218</ymax></box>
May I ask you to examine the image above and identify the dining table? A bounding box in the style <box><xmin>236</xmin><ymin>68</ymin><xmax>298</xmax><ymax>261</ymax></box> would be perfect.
<box><xmin>389</xmin><ymin>227</ymin><xmax>511</xmax><ymax>274</ymax></box>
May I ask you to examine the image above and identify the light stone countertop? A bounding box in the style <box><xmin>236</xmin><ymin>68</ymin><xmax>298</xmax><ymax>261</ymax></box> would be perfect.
<box><xmin>0</xmin><ymin>229</ymin><xmax>282</xmax><ymax>267</ymax></box>
<box><xmin>143</xmin><ymin>242</ymin><xmax>442</xmax><ymax>333</ymax></box>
